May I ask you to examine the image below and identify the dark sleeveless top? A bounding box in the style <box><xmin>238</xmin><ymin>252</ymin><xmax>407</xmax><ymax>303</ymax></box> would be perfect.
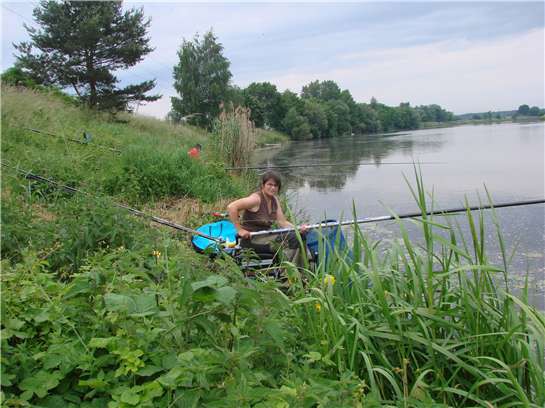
<box><xmin>241</xmin><ymin>191</ymin><xmax>278</xmax><ymax>232</ymax></box>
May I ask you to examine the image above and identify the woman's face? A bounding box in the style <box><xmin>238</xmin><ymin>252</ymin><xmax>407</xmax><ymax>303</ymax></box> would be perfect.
<box><xmin>262</xmin><ymin>179</ymin><xmax>279</xmax><ymax>197</ymax></box>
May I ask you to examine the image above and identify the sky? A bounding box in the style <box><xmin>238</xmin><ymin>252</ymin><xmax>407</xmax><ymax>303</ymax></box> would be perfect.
<box><xmin>2</xmin><ymin>1</ymin><xmax>544</xmax><ymax>119</ymax></box>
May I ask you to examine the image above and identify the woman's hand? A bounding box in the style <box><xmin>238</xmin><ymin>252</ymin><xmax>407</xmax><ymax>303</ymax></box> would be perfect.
<box><xmin>237</xmin><ymin>228</ymin><xmax>251</xmax><ymax>239</ymax></box>
<box><xmin>298</xmin><ymin>224</ymin><xmax>310</xmax><ymax>235</ymax></box>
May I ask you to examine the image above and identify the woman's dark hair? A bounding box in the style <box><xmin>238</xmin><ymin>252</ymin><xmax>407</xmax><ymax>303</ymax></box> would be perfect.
<box><xmin>261</xmin><ymin>170</ymin><xmax>282</xmax><ymax>192</ymax></box>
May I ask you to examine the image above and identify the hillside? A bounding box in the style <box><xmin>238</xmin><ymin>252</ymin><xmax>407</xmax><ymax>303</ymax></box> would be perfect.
<box><xmin>2</xmin><ymin>86</ymin><xmax>544</xmax><ymax>407</ymax></box>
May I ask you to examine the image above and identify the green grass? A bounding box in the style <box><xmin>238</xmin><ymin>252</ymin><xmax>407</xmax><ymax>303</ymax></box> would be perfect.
<box><xmin>1</xmin><ymin>85</ymin><xmax>245</xmax><ymax>205</ymax></box>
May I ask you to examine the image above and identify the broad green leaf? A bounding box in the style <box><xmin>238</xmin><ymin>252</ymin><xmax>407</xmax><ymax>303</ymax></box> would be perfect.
<box><xmin>136</xmin><ymin>365</ymin><xmax>163</xmax><ymax>377</ymax></box>
<box><xmin>157</xmin><ymin>367</ymin><xmax>183</xmax><ymax>387</ymax></box>
<box><xmin>19</xmin><ymin>370</ymin><xmax>62</xmax><ymax>398</ymax></box>
<box><xmin>33</xmin><ymin>309</ymin><xmax>51</xmax><ymax>323</ymax></box>
<box><xmin>192</xmin><ymin>286</ymin><xmax>216</xmax><ymax>303</ymax></box>
<box><xmin>64</xmin><ymin>278</ymin><xmax>93</xmax><ymax>299</ymax></box>
<box><xmin>4</xmin><ymin>318</ymin><xmax>24</xmax><ymax>330</ymax></box>
<box><xmin>89</xmin><ymin>337</ymin><xmax>115</xmax><ymax>349</ymax></box>
<box><xmin>103</xmin><ymin>293</ymin><xmax>157</xmax><ymax>316</ymax></box>
<box><xmin>191</xmin><ymin>275</ymin><xmax>227</xmax><ymax>291</ymax></box>
<box><xmin>264</xmin><ymin>319</ymin><xmax>285</xmax><ymax>347</ymax></box>
<box><xmin>178</xmin><ymin>350</ymin><xmax>195</xmax><ymax>362</ymax></box>
<box><xmin>0</xmin><ymin>365</ymin><xmax>14</xmax><ymax>386</ymax></box>
<box><xmin>104</xmin><ymin>293</ymin><xmax>135</xmax><ymax>313</ymax></box>
<box><xmin>130</xmin><ymin>293</ymin><xmax>158</xmax><ymax>316</ymax></box>
<box><xmin>140</xmin><ymin>380</ymin><xmax>163</xmax><ymax>401</ymax></box>
<box><xmin>215</xmin><ymin>286</ymin><xmax>236</xmax><ymax>305</ymax></box>
<box><xmin>120</xmin><ymin>388</ymin><xmax>140</xmax><ymax>405</ymax></box>
<box><xmin>79</xmin><ymin>378</ymin><xmax>108</xmax><ymax>389</ymax></box>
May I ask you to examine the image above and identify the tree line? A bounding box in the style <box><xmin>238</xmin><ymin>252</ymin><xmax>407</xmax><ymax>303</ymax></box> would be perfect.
<box><xmin>167</xmin><ymin>30</ymin><xmax>455</xmax><ymax>139</ymax></box>
<box><xmin>7</xmin><ymin>1</ymin><xmax>455</xmax><ymax>139</ymax></box>
<box><xmin>516</xmin><ymin>104</ymin><xmax>544</xmax><ymax>117</ymax></box>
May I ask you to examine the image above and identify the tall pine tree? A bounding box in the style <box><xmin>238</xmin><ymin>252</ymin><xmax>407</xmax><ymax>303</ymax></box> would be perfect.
<box><xmin>15</xmin><ymin>1</ymin><xmax>160</xmax><ymax>112</ymax></box>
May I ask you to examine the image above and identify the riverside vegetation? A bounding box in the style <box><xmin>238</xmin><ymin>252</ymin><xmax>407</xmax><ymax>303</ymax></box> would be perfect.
<box><xmin>1</xmin><ymin>86</ymin><xmax>544</xmax><ymax>407</ymax></box>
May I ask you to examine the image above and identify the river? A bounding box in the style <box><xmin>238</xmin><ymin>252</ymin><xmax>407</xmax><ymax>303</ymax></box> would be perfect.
<box><xmin>254</xmin><ymin>122</ymin><xmax>545</xmax><ymax>308</ymax></box>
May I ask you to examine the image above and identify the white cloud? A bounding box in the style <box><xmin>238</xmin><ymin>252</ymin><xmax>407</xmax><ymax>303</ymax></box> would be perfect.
<box><xmin>264</xmin><ymin>28</ymin><xmax>544</xmax><ymax>113</ymax></box>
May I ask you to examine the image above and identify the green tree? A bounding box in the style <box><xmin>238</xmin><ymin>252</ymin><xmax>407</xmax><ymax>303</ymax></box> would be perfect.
<box><xmin>277</xmin><ymin>90</ymin><xmax>303</xmax><ymax>133</ymax></box>
<box><xmin>301</xmin><ymin>80</ymin><xmax>341</xmax><ymax>101</ymax></box>
<box><xmin>243</xmin><ymin>82</ymin><xmax>283</xmax><ymax>128</ymax></box>
<box><xmin>325</xmin><ymin>100</ymin><xmax>351</xmax><ymax>137</ymax></box>
<box><xmin>170</xmin><ymin>30</ymin><xmax>232</xmax><ymax>127</ymax></box>
<box><xmin>282</xmin><ymin>107</ymin><xmax>311</xmax><ymax>139</ymax></box>
<box><xmin>15</xmin><ymin>1</ymin><xmax>159</xmax><ymax>112</ymax></box>
<box><xmin>395</xmin><ymin>103</ymin><xmax>420</xmax><ymax>129</ymax></box>
<box><xmin>517</xmin><ymin>104</ymin><xmax>530</xmax><ymax>115</ymax></box>
<box><xmin>529</xmin><ymin>106</ymin><xmax>541</xmax><ymax>116</ymax></box>
<box><xmin>1</xmin><ymin>65</ymin><xmax>37</xmax><ymax>88</ymax></box>
<box><xmin>301</xmin><ymin>99</ymin><xmax>328</xmax><ymax>138</ymax></box>
<box><xmin>415</xmin><ymin>104</ymin><xmax>453</xmax><ymax>122</ymax></box>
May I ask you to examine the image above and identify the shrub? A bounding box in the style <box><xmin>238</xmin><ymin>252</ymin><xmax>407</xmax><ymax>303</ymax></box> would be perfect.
<box><xmin>104</xmin><ymin>146</ymin><xmax>243</xmax><ymax>203</ymax></box>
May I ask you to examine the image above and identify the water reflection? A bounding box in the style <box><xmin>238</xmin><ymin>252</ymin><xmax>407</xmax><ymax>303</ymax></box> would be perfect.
<box><xmin>254</xmin><ymin>131</ymin><xmax>447</xmax><ymax>191</ymax></box>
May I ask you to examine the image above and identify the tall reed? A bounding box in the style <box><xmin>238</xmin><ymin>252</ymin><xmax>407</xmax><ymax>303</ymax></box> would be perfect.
<box><xmin>212</xmin><ymin>104</ymin><xmax>256</xmax><ymax>168</ymax></box>
<box><xmin>288</xmin><ymin>170</ymin><xmax>545</xmax><ymax>406</ymax></box>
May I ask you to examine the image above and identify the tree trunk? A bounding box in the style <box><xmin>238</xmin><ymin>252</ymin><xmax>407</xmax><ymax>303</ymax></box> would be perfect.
<box><xmin>86</xmin><ymin>50</ymin><xmax>97</xmax><ymax>108</ymax></box>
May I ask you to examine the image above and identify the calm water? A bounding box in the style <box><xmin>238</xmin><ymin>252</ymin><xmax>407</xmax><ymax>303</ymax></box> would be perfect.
<box><xmin>254</xmin><ymin>122</ymin><xmax>545</xmax><ymax>308</ymax></box>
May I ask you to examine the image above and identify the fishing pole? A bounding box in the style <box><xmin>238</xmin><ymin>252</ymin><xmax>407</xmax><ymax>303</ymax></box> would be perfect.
<box><xmin>1</xmin><ymin>161</ymin><xmax>223</xmax><ymax>243</ymax></box>
<box><xmin>20</xmin><ymin>127</ymin><xmax>121</xmax><ymax>153</ymax></box>
<box><xmin>249</xmin><ymin>198</ymin><xmax>545</xmax><ymax>238</ymax></box>
<box><xmin>226</xmin><ymin>161</ymin><xmax>445</xmax><ymax>170</ymax></box>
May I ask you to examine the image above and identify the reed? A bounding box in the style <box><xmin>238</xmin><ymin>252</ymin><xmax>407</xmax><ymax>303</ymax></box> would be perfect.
<box><xmin>212</xmin><ymin>104</ymin><xmax>256</xmax><ymax>167</ymax></box>
<box><xmin>288</xmin><ymin>170</ymin><xmax>545</xmax><ymax>406</ymax></box>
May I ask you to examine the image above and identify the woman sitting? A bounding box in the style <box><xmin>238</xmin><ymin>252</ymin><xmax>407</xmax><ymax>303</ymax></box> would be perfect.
<box><xmin>227</xmin><ymin>170</ymin><xmax>308</xmax><ymax>266</ymax></box>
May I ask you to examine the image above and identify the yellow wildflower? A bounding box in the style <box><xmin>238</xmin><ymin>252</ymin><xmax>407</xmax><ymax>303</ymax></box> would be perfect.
<box><xmin>323</xmin><ymin>274</ymin><xmax>336</xmax><ymax>286</ymax></box>
<box><xmin>152</xmin><ymin>250</ymin><xmax>161</xmax><ymax>258</ymax></box>
<box><xmin>314</xmin><ymin>302</ymin><xmax>321</xmax><ymax>312</ymax></box>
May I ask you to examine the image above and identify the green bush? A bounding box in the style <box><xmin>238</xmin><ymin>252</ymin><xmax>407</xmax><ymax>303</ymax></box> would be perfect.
<box><xmin>104</xmin><ymin>146</ymin><xmax>243</xmax><ymax>203</ymax></box>
<box><xmin>1</xmin><ymin>191</ymin><xmax>152</xmax><ymax>275</ymax></box>
<box><xmin>1</xmin><ymin>194</ymin><xmax>54</xmax><ymax>263</ymax></box>
<box><xmin>46</xmin><ymin>197</ymin><xmax>150</xmax><ymax>275</ymax></box>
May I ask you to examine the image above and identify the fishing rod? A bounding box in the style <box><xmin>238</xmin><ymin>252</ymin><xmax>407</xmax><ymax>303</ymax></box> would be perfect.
<box><xmin>21</xmin><ymin>127</ymin><xmax>121</xmax><ymax>153</ymax></box>
<box><xmin>226</xmin><ymin>161</ymin><xmax>445</xmax><ymax>170</ymax></box>
<box><xmin>1</xmin><ymin>161</ymin><xmax>223</xmax><ymax>243</ymax></box>
<box><xmin>250</xmin><ymin>198</ymin><xmax>545</xmax><ymax>238</ymax></box>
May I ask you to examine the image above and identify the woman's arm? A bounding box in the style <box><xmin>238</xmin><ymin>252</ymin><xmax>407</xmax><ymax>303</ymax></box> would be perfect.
<box><xmin>227</xmin><ymin>193</ymin><xmax>260</xmax><ymax>239</ymax></box>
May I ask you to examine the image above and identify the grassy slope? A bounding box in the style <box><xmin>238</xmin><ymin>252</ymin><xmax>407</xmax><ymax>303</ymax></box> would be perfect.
<box><xmin>1</xmin><ymin>86</ymin><xmax>247</xmax><ymax>205</ymax></box>
<box><xmin>2</xmin><ymin>86</ymin><xmax>545</xmax><ymax>407</ymax></box>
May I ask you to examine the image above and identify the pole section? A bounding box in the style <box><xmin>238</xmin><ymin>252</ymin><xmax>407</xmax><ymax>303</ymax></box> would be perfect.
<box><xmin>249</xmin><ymin>198</ymin><xmax>545</xmax><ymax>238</ymax></box>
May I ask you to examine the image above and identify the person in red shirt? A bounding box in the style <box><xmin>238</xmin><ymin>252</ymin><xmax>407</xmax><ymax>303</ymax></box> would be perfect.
<box><xmin>187</xmin><ymin>143</ymin><xmax>202</xmax><ymax>158</ymax></box>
